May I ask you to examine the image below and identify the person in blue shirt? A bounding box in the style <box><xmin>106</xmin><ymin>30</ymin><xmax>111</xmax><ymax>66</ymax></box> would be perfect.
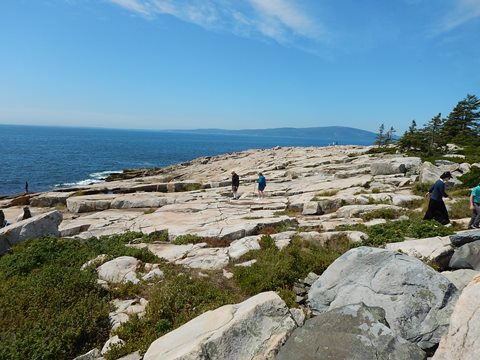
<box><xmin>468</xmin><ymin>182</ymin><xmax>480</xmax><ymax>229</ymax></box>
<box><xmin>423</xmin><ymin>171</ymin><xmax>452</xmax><ymax>225</ymax></box>
<box><xmin>257</xmin><ymin>172</ymin><xmax>266</xmax><ymax>199</ymax></box>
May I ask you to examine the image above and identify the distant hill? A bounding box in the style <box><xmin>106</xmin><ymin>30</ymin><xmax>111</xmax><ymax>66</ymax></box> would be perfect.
<box><xmin>167</xmin><ymin>126</ymin><xmax>377</xmax><ymax>145</ymax></box>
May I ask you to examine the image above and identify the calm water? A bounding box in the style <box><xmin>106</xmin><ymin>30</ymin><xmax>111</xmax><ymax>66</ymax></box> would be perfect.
<box><xmin>0</xmin><ymin>124</ymin><xmax>371</xmax><ymax>196</ymax></box>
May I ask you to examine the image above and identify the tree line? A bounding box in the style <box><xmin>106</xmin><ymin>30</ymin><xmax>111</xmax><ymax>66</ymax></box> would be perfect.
<box><xmin>374</xmin><ymin>94</ymin><xmax>480</xmax><ymax>154</ymax></box>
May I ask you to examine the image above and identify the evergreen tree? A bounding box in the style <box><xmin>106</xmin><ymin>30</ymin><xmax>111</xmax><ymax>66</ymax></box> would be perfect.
<box><xmin>424</xmin><ymin>113</ymin><xmax>443</xmax><ymax>151</ymax></box>
<box><xmin>442</xmin><ymin>94</ymin><xmax>480</xmax><ymax>142</ymax></box>
<box><xmin>398</xmin><ymin>120</ymin><xmax>422</xmax><ymax>151</ymax></box>
<box><xmin>385</xmin><ymin>126</ymin><xmax>396</xmax><ymax>145</ymax></box>
<box><xmin>375</xmin><ymin>123</ymin><xmax>386</xmax><ymax>146</ymax></box>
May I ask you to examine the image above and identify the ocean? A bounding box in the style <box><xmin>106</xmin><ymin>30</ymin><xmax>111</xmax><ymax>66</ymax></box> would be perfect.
<box><xmin>0</xmin><ymin>124</ymin><xmax>372</xmax><ymax>196</ymax></box>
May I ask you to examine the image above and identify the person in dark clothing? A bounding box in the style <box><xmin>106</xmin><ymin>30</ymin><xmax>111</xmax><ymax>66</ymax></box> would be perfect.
<box><xmin>231</xmin><ymin>171</ymin><xmax>240</xmax><ymax>199</ymax></box>
<box><xmin>0</xmin><ymin>210</ymin><xmax>10</xmax><ymax>228</ymax></box>
<box><xmin>423</xmin><ymin>171</ymin><xmax>452</xmax><ymax>225</ymax></box>
<box><xmin>25</xmin><ymin>181</ymin><xmax>29</xmax><ymax>194</ymax></box>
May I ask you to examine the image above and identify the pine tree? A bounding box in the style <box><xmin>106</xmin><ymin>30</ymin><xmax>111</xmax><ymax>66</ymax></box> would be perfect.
<box><xmin>375</xmin><ymin>123</ymin><xmax>386</xmax><ymax>146</ymax></box>
<box><xmin>442</xmin><ymin>94</ymin><xmax>480</xmax><ymax>142</ymax></box>
<box><xmin>385</xmin><ymin>126</ymin><xmax>396</xmax><ymax>145</ymax></box>
<box><xmin>424</xmin><ymin>113</ymin><xmax>443</xmax><ymax>151</ymax></box>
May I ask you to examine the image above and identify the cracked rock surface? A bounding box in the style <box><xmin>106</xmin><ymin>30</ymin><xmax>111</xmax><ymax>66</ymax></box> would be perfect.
<box><xmin>308</xmin><ymin>246</ymin><xmax>459</xmax><ymax>350</ymax></box>
<box><xmin>277</xmin><ymin>303</ymin><xmax>425</xmax><ymax>360</ymax></box>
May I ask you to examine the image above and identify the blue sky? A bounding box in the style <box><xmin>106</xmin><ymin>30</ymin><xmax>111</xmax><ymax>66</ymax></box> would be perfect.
<box><xmin>0</xmin><ymin>0</ymin><xmax>479</xmax><ymax>133</ymax></box>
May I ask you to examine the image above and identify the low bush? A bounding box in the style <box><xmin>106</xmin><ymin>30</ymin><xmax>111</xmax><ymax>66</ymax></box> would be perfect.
<box><xmin>448</xmin><ymin>198</ymin><xmax>472</xmax><ymax>219</ymax></box>
<box><xmin>458</xmin><ymin>166</ymin><xmax>480</xmax><ymax>188</ymax></box>
<box><xmin>360</xmin><ymin>208</ymin><xmax>403</xmax><ymax>221</ymax></box>
<box><xmin>233</xmin><ymin>236</ymin><xmax>352</xmax><ymax>297</ymax></box>
<box><xmin>412</xmin><ymin>182</ymin><xmax>432</xmax><ymax>196</ymax></box>
<box><xmin>0</xmin><ymin>232</ymin><xmax>160</xmax><ymax>360</ymax></box>
<box><xmin>107</xmin><ymin>268</ymin><xmax>242</xmax><ymax>358</ymax></box>
<box><xmin>314</xmin><ymin>189</ymin><xmax>339</xmax><ymax>198</ymax></box>
<box><xmin>258</xmin><ymin>221</ymin><xmax>296</xmax><ymax>235</ymax></box>
<box><xmin>337</xmin><ymin>218</ymin><xmax>454</xmax><ymax>246</ymax></box>
<box><xmin>171</xmin><ymin>234</ymin><xmax>204</xmax><ymax>245</ymax></box>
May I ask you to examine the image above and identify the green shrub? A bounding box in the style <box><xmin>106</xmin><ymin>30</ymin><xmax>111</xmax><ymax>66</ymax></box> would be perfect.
<box><xmin>107</xmin><ymin>270</ymin><xmax>241</xmax><ymax>358</ymax></box>
<box><xmin>448</xmin><ymin>198</ymin><xmax>472</xmax><ymax>219</ymax></box>
<box><xmin>259</xmin><ymin>235</ymin><xmax>276</xmax><ymax>249</ymax></box>
<box><xmin>0</xmin><ymin>238</ymin><xmax>111</xmax><ymax>360</ymax></box>
<box><xmin>183</xmin><ymin>183</ymin><xmax>203</xmax><ymax>191</ymax></box>
<box><xmin>412</xmin><ymin>182</ymin><xmax>432</xmax><ymax>196</ymax></box>
<box><xmin>171</xmin><ymin>234</ymin><xmax>204</xmax><ymax>245</ymax></box>
<box><xmin>367</xmin><ymin>147</ymin><xmax>397</xmax><ymax>155</ymax></box>
<box><xmin>0</xmin><ymin>232</ymin><xmax>160</xmax><ymax>360</ymax></box>
<box><xmin>233</xmin><ymin>237</ymin><xmax>352</xmax><ymax>296</ymax></box>
<box><xmin>458</xmin><ymin>166</ymin><xmax>480</xmax><ymax>188</ymax></box>
<box><xmin>276</xmin><ymin>287</ymin><xmax>298</xmax><ymax>308</ymax></box>
<box><xmin>315</xmin><ymin>189</ymin><xmax>339</xmax><ymax>197</ymax></box>
<box><xmin>141</xmin><ymin>230</ymin><xmax>169</xmax><ymax>242</ymax></box>
<box><xmin>338</xmin><ymin>218</ymin><xmax>454</xmax><ymax>247</ymax></box>
<box><xmin>360</xmin><ymin>208</ymin><xmax>403</xmax><ymax>221</ymax></box>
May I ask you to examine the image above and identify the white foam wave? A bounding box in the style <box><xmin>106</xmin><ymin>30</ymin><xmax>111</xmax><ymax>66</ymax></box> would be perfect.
<box><xmin>89</xmin><ymin>170</ymin><xmax>122</xmax><ymax>180</ymax></box>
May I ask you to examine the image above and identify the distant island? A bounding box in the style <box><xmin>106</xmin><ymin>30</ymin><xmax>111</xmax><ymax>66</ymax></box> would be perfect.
<box><xmin>167</xmin><ymin>126</ymin><xmax>377</xmax><ymax>145</ymax></box>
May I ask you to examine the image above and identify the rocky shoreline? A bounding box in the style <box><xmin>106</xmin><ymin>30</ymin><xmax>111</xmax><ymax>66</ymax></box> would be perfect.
<box><xmin>1</xmin><ymin>144</ymin><xmax>480</xmax><ymax>359</ymax></box>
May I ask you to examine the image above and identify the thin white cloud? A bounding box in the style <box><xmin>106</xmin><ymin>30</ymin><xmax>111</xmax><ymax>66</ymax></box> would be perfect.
<box><xmin>107</xmin><ymin>0</ymin><xmax>325</xmax><ymax>46</ymax></box>
<box><xmin>248</xmin><ymin>0</ymin><xmax>321</xmax><ymax>39</ymax></box>
<box><xmin>436</xmin><ymin>0</ymin><xmax>480</xmax><ymax>33</ymax></box>
<box><xmin>109</xmin><ymin>0</ymin><xmax>150</xmax><ymax>15</ymax></box>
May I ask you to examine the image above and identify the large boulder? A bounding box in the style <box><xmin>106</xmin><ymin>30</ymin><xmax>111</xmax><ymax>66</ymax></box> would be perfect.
<box><xmin>449</xmin><ymin>240</ymin><xmax>480</xmax><ymax>270</ymax></box>
<box><xmin>419</xmin><ymin>162</ymin><xmax>462</xmax><ymax>186</ymax></box>
<box><xmin>385</xmin><ymin>236</ymin><xmax>454</xmax><ymax>271</ymax></box>
<box><xmin>97</xmin><ymin>256</ymin><xmax>140</xmax><ymax>284</ymax></box>
<box><xmin>143</xmin><ymin>291</ymin><xmax>297</xmax><ymax>360</ymax></box>
<box><xmin>0</xmin><ymin>210</ymin><xmax>62</xmax><ymax>255</ymax></box>
<box><xmin>308</xmin><ymin>247</ymin><xmax>458</xmax><ymax>350</ymax></box>
<box><xmin>66</xmin><ymin>194</ymin><xmax>114</xmax><ymax>213</ymax></box>
<box><xmin>419</xmin><ymin>162</ymin><xmax>444</xmax><ymax>185</ymax></box>
<box><xmin>277</xmin><ymin>303</ymin><xmax>425</xmax><ymax>360</ymax></box>
<box><xmin>110</xmin><ymin>193</ymin><xmax>171</xmax><ymax>209</ymax></box>
<box><xmin>370</xmin><ymin>157</ymin><xmax>421</xmax><ymax>176</ymax></box>
<box><xmin>302</xmin><ymin>201</ymin><xmax>320</xmax><ymax>215</ymax></box>
<box><xmin>432</xmin><ymin>275</ymin><xmax>480</xmax><ymax>360</ymax></box>
<box><xmin>450</xmin><ymin>230</ymin><xmax>480</xmax><ymax>247</ymax></box>
<box><xmin>30</xmin><ymin>191</ymin><xmax>76</xmax><ymax>207</ymax></box>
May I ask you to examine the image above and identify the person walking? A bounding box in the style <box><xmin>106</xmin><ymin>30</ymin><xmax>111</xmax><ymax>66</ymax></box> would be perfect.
<box><xmin>423</xmin><ymin>171</ymin><xmax>452</xmax><ymax>225</ymax></box>
<box><xmin>257</xmin><ymin>172</ymin><xmax>266</xmax><ymax>199</ymax></box>
<box><xmin>468</xmin><ymin>182</ymin><xmax>480</xmax><ymax>229</ymax></box>
<box><xmin>231</xmin><ymin>171</ymin><xmax>240</xmax><ymax>200</ymax></box>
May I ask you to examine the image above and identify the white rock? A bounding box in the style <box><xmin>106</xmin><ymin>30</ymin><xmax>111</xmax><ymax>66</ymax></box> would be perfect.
<box><xmin>81</xmin><ymin>254</ymin><xmax>109</xmax><ymax>271</ymax></box>
<box><xmin>0</xmin><ymin>210</ymin><xmax>62</xmax><ymax>255</ymax></box>
<box><xmin>176</xmin><ymin>247</ymin><xmax>229</xmax><ymax>270</ymax></box>
<box><xmin>101</xmin><ymin>335</ymin><xmax>125</xmax><ymax>355</ymax></box>
<box><xmin>442</xmin><ymin>269</ymin><xmax>480</xmax><ymax>291</ymax></box>
<box><xmin>385</xmin><ymin>236</ymin><xmax>454</xmax><ymax>270</ymax></box>
<box><xmin>143</xmin><ymin>292</ymin><xmax>297</xmax><ymax>360</ymax></box>
<box><xmin>235</xmin><ymin>259</ymin><xmax>257</xmax><ymax>267</ymax></box>
<box><xmin>223</xmin><ymin>269</ymin><xmax>234</xmax><ymax>279</ymax></box>
<box><xmin>97</xmin><ymin>256</ymin><xmax>140</xmax><ymax>284</ymax></box>
<box><xmin>109</xmin><ymin>298</ymin><xmax>148</xmax><ymax>331</ymax></box>
<box><xmin>432</xmin><ymin>275</ymin><xmax>480</xmax><ymax>360</ymax></box>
